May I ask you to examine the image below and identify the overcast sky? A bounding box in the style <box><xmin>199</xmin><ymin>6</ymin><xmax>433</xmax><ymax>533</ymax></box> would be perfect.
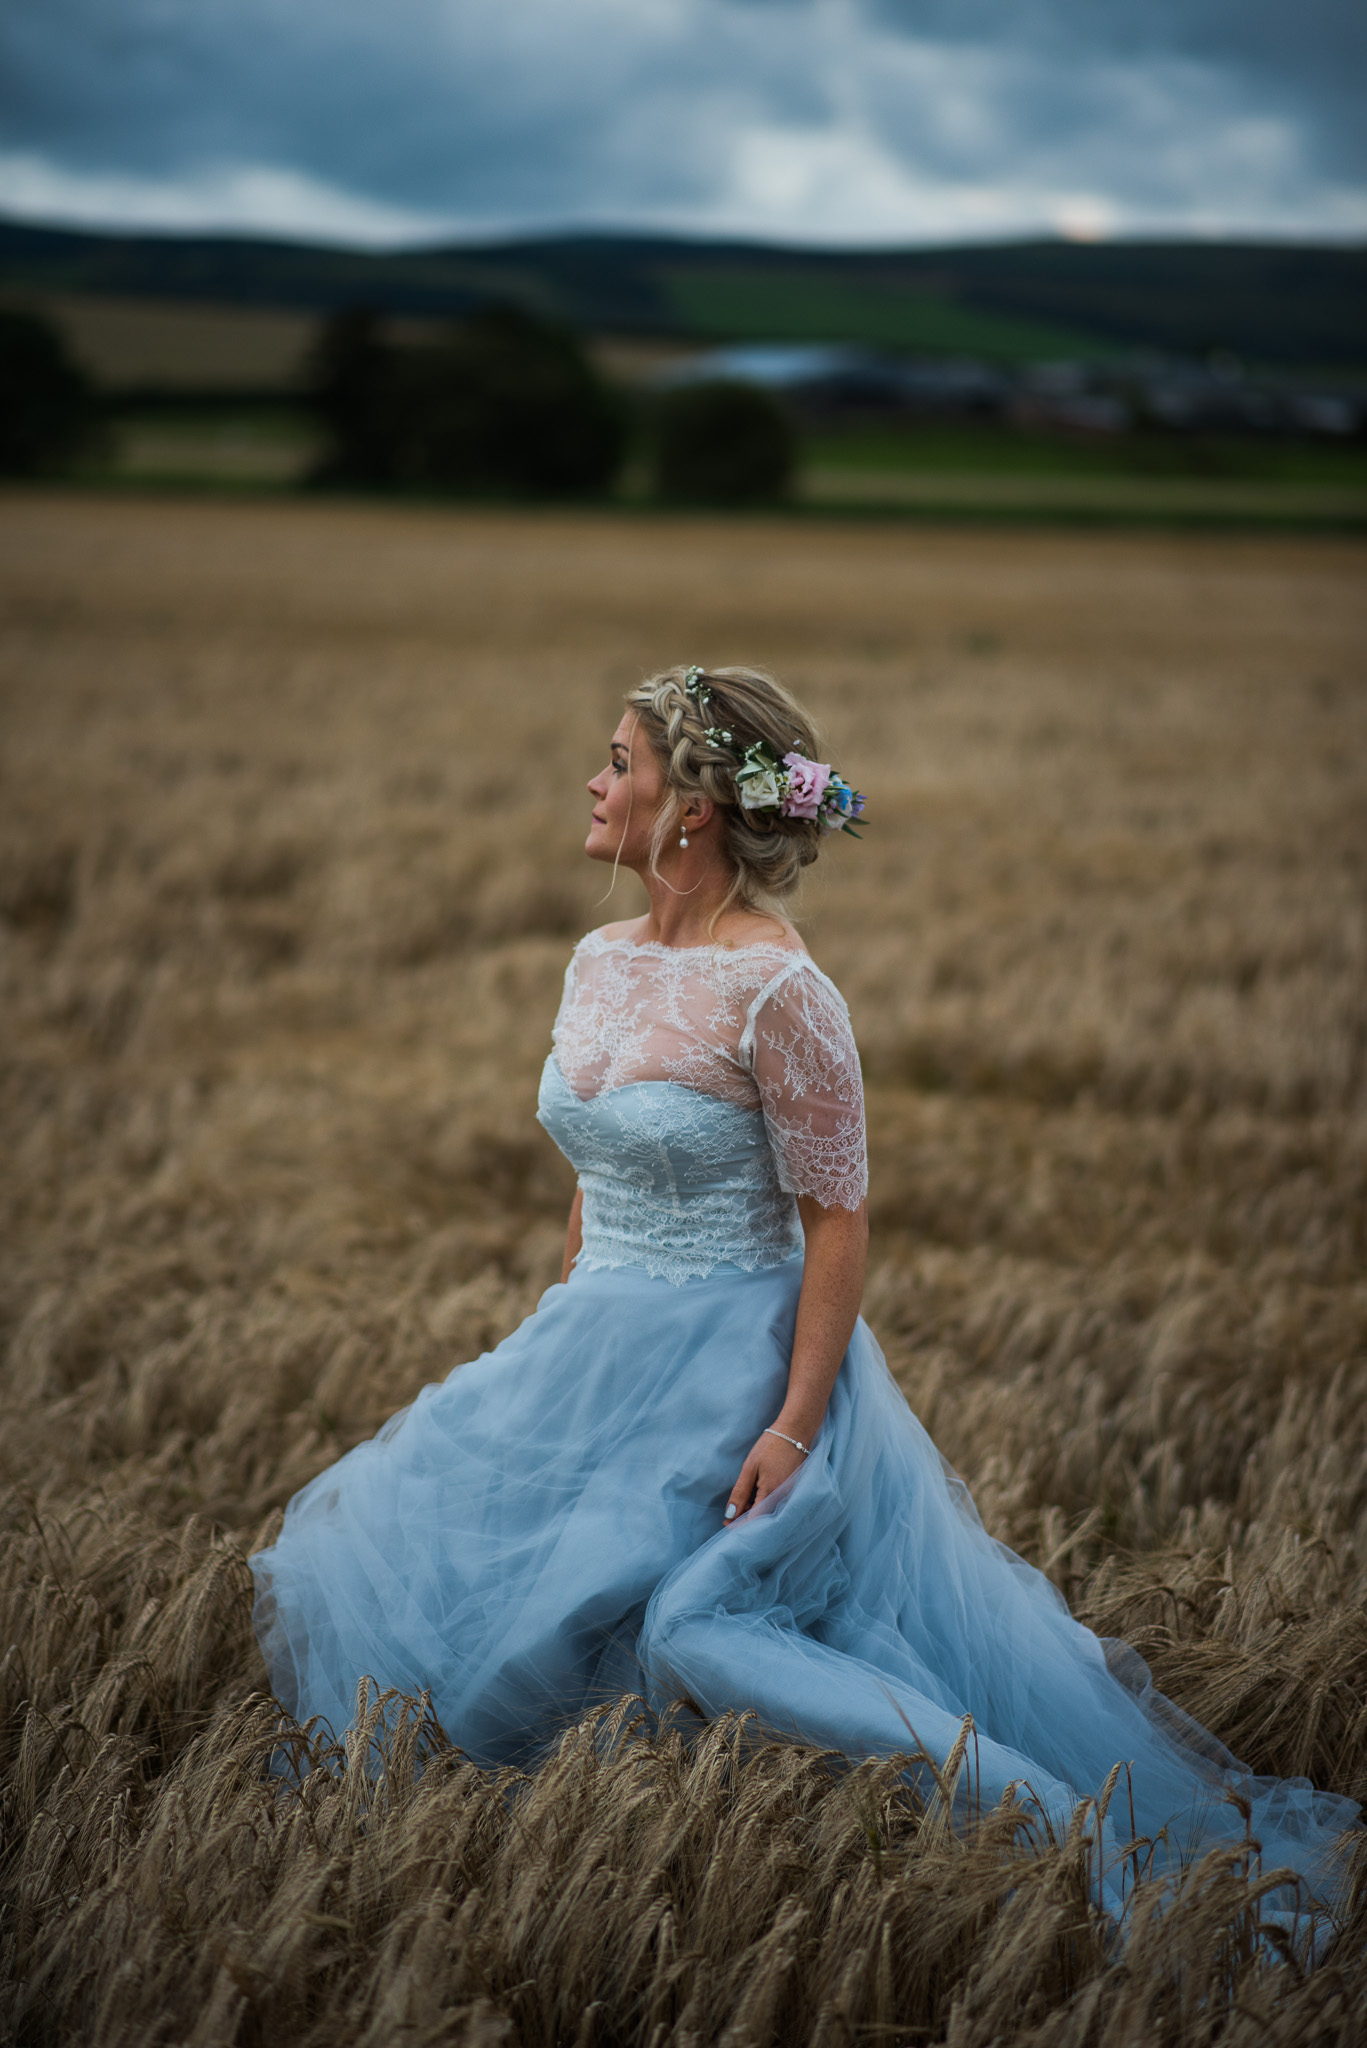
<box><xmin>1</xmin><ymin>0</ymin><xmax>1363</xmax><ymax>248</ymax></box>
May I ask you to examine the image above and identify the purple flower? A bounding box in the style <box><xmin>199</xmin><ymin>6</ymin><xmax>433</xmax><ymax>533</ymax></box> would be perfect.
<box><xmin>781</xmin><ymin>751</ymin><xmax>832</xmax><ymax>820</ymax></box>
<box><xmin>818</xmin><ymin>781</ymin><xmax>851</xmax><ymax>831</ymax></box>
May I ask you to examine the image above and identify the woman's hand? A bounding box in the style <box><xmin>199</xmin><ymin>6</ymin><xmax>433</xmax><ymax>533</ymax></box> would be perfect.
<box><xmin>722</xmin><ymin>1196</ymin><xmax>866</xmax><ymax>1528</ymax></box>
<box><xmin>724</xmin><ymin>1429</ymin><xmax>807</xmax><ymax>1524</ymax></box>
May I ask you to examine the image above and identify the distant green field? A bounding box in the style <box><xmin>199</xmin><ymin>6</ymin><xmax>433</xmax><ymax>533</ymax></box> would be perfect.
<box><xmin>805</xmin><ymin>423</ymin><xmax>1367</xmax><ymax>484</ymax></box>
<box><xmin>78</xmin><ymin>408</ymin><xmax>319</xmax><ymax>488</ymax></box>
<box><xmin>658</xmin><ymin>269</ymin><xmax>1106</xmax><ymax>361</ymax></box>
<box><xmin>799</xmin><ymin>468</ymin><xmax>1367</xmax><ymax>528</ymax></box>
<box><xmin>58</xmin><ymin>403</ymin><xmax>1367</xmax><ymax>531</ymax></box>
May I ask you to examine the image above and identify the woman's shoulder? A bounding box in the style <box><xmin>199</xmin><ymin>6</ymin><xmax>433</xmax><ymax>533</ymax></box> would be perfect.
<box><xmin>745</xmin><ymin>945</ymin><xmax>849</xmax><ymax>1015</ymax></box>
<box><xmin>707</xmin><ymin>920</ymin><xmax>849</xmax><ymax>1022</ymax></box>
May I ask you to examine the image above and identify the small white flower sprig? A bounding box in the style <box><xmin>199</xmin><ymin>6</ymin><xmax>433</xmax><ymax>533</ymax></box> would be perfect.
<box><xmin>683</xmin><ymin>665</ymin><xmax>735</xmax><ymax>750</ymax></box>
<box><xmin>683</xmin><ymin>666</ymin><xmax>866</xmax><ymax>838</ymax></box>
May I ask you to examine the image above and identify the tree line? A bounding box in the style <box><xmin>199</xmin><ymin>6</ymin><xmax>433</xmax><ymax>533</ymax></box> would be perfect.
<box><xmin>0</xmin><ymin>301</ymin><xmax>795</xmax><ymax>504</ymax></box>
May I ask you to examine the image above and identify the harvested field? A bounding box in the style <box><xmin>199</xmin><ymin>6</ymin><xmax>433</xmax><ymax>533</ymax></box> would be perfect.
<box><xmin>1</xmin><ymin>492</ymin><xmax>1365</xmax><ymax>2045</ymax></box>
<box><xmin>8</xmin><ymin>292</ymin><xmax>319</xmax><ymax>392</ymax></box>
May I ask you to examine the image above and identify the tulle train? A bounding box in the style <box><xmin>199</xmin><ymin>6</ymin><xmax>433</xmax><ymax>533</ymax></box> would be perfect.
<box><xmin>251</xmin><ymin>1259</ymin><xmax>1357</xmax><ymax>1928</ymax></box>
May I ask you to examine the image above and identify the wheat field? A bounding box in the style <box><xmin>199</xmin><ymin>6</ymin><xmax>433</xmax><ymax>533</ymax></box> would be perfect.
<box><xmin>1</xmin><ymin>492</ymin><xmax>1365</xmax><ymax>2046</ymax></box>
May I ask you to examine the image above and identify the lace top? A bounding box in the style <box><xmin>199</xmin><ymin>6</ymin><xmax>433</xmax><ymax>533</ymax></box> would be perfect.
<box><xmin>536</xmin><ymin>930</ymin><xmax>867</xmax><ymax>1284</ymax></box>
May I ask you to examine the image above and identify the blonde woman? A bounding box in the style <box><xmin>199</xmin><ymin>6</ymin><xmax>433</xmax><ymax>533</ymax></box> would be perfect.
<box><xmin>252</xmin><ymin>665</ymin><xmax>1353</xmax><ymax>1929</ymax></box>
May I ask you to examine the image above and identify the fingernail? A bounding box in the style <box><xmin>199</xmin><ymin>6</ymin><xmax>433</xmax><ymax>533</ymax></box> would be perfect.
<box><xmin>724</xmin><ymin>1504</ymin><xmax>737</xmax><ymax>1522</ymax></box>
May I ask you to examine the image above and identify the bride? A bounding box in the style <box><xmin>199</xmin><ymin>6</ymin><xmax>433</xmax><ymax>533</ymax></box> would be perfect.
<box><xmin>252</xmin><ymin>663</ymin><xmax>1354</xmax><ymax>1922</ymax></box>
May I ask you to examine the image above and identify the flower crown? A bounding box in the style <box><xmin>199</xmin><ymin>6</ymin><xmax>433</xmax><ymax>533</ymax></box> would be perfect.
<box><xmin>683</xmin><ymin>666</ymin><xmax>865</xmax><ymax>838</ymax></box>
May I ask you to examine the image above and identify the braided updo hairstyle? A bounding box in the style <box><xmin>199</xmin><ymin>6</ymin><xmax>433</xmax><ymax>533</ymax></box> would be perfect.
<box><xmin>624</xmin><ymin>665</ymin><xmax>829</xmax><ymax>920</ymax></box>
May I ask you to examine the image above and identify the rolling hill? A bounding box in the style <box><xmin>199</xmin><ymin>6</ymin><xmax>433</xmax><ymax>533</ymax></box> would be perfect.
<box><xmin>1</xmin><ymin>218</ymin><xmax>1363</xmax><ymax>368</ymax></box>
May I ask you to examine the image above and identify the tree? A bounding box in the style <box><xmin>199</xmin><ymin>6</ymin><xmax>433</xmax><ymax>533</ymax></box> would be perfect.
<box><xmin>0</xmin><ymin>307</ymin><xmax>96</xmax><ymax>475</ymax></box>
<box><xmin>308</xmin><ymin>301</ymin><xmax>625</xmax><ymax>497</ymax></box>
<box><xmin>306</xmin><ymin>307</ymin><xmax>402</xmax><ymax>486</ymax></box>
<box><xmin>396</xmin><ymin>304</ymin><xmax>623</xmax><ymax>496</ymax></box>
<box><xmin>652</xmin><ymin>380</ymin><xmax>795</xmax><ymax>504</ymax></box>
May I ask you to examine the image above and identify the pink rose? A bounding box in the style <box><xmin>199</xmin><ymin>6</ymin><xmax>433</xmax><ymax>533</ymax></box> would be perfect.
<box><xmin>781</xmin><ymin>750</ymin><xmax>831</xmax><ymax>820</ymax></box>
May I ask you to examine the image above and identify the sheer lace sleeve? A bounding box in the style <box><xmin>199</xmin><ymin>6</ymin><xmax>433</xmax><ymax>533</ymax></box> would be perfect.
<box><xmin>742</xmin><ymin>958</ymin><xmax>868</xmax><ymax>1211</ymax></box>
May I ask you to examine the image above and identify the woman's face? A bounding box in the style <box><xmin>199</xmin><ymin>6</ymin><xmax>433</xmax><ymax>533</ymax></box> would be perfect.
<box><xmin>585</xmin><ymin>712</ymin><xmax>667</xmax><ymax>867</ymax></box>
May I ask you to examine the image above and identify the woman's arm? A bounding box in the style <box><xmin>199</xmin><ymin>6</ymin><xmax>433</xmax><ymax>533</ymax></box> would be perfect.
<box><xmin>725</xmin><ymin>1194</ymin><xmax>868</xmax><ymax>1522</ymax></box>
<box><xmin>560</xmin><ymin>1186</ymin><xmax>584</xmax><ymax>1284</ymax></box>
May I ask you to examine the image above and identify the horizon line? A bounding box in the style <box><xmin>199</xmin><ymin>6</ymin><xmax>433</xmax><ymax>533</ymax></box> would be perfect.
<box><xmin>1</xmin><ymin>210</ymin><xmax>1364</xmax><ymax>263</ymax></box>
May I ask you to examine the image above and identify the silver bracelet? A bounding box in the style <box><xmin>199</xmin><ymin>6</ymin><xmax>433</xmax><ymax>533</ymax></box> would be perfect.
<box><xmin>765</xmin><ymin>1426</ymin><xmax>811</xmax><ymax>1457</ymax></box>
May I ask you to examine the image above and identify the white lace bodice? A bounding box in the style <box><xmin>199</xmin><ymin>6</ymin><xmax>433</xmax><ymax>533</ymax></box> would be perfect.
<box><xmin>536</xmin><ymin>930</ymin><xmax>867</xmax><ymax>1284</ymax></box>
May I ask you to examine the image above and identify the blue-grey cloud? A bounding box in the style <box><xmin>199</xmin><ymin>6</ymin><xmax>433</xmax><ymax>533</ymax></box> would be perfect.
<box><xmin>856</xmin><ymin>0</ymin><xmax>1367</xmax><ymax>181</ymax></box>
<box><xmin>0</xmin><ymin>0</ymin><xmax>1362</xmax><ymax>245</ymax></box>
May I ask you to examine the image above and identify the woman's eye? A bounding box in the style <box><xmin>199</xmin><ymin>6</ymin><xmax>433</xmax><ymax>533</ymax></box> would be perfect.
<box><xmin>611</xmin><ymin>759</ymin><xmax>626</xmax><ymax>776</ymax></box>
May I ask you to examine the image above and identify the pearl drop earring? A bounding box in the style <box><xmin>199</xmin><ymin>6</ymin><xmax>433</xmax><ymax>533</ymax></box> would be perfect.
<box><xmin>679</xmin><ymin>829</ymin><xmax>689</xmax><ymax>849</ymax></box>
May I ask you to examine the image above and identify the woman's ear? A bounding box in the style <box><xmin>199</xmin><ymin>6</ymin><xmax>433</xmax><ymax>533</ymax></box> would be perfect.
<box><xmin>681</xmin><ymin>796</ymin><xmax>716</xmax><ymax>833</ymax></box>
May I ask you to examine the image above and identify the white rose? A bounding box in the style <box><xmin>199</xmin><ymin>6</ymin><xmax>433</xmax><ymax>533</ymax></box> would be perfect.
<box><xmin>739</xmin><ymin>767</ymin><xmax>784</xmax><ymax>811</ymax></box>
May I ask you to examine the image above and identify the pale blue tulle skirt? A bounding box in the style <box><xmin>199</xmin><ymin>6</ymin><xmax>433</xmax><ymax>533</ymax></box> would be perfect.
<box><xmin>251</xmin><ymin>1258</ymin><xmax>1357</xmax><ymax>1923</ymax></box>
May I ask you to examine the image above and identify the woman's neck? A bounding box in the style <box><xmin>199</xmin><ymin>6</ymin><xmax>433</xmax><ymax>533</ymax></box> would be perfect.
<box><xmin>611</xmin><ymin>831</ymin><xmax>737</xmax><ymax>948</ymax></box>
<box><xmin>635</xmin><ymin>867</ymin><xmax>734</xmax><ymax>948</ymax></box>
<box><xmin>623</xmin><ymin>868</ymin><xmax>793</xmax><ymax>952</ymax></box>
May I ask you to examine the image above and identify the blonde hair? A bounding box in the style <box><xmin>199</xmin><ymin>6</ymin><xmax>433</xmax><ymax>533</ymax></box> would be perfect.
<box><xmin>623</xmin><ymin>664</ymin><xmax>828</xmax><ymax>923</ymax></box>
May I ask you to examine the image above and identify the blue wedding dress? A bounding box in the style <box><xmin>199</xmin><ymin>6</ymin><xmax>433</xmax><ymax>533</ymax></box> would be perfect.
<box><xmin>252</xmin><ymin>931</ymin><xmax>1356</xmax><ymax>1925</ymax></box>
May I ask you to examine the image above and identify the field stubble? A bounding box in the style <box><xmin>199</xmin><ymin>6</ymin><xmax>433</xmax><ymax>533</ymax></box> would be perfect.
<box><xmin>1</xmin><ymin>494</ymin><xmax>1365</xmax><ymax>2044</ymax></box>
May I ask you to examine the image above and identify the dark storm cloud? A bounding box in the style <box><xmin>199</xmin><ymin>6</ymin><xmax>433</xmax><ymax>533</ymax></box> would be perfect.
<box><xmin>0</xmin><ymin>0</ymin><xmax>1362</xmax><ymax>244</ymax></box>
<box><xmin>854</xmin><ymin>0</ymin><xmax>1367</xmax><ymax>181</ymax></box>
